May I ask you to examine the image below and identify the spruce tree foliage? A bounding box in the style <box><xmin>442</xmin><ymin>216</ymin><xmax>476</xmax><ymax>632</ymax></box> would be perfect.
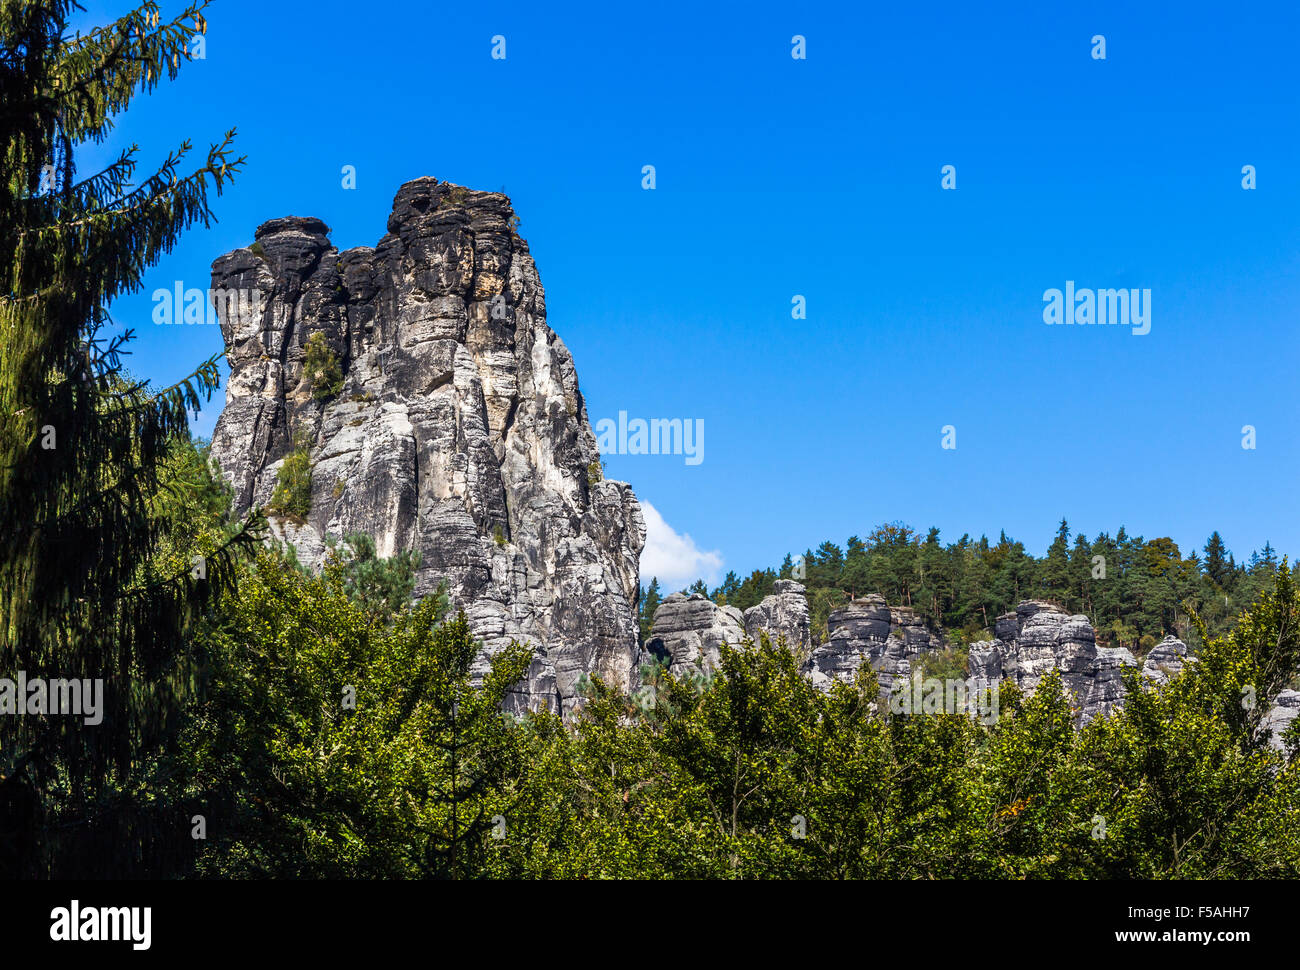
<box><xmin>0</xmin><ymin>0</ymin><xmax>261</xmax><ymax>876</ymax></box>
<box><xmin>1204</xmin><ymin>530</ymin><xmax>1231</xmax><ymax>589</ymax></box>
<box><xmin>323</xmin><ymin>532</ymin><xmax>421</xmax><ymax>627</ymax></box>
<box><xmin>715</xmin><ymin>567</ymin><xmax>776</xmax><ymax>612</ymax></box>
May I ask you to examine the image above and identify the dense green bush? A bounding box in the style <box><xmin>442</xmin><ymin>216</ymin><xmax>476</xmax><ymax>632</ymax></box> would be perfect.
<box><xmin>303</xmin><ymin>331</ymin><xmax>344</xmax><ymax>401</ymax></box>
<box><xmin>268</xmin><ymin>430</ymin><xmax>313</xmax><ymax>518</ymax></box>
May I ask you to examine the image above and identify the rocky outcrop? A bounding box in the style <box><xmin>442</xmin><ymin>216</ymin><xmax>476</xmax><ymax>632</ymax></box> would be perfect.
<box><xmin>804</xmin><ymin>595</ymin><xmax>891</xmax><ymax>692</ymax></box>
<box><xmin>647</xmin><ymin>580</ymin><xmax>1300</xmax><ymax>746</ymax></box>
<box><xmin>1263</xmin><ymin>690</ymin><xmax>1300</xmax><ymax>753</ymax></box>
<box><xmin>1141</xmin><ymin>635</ymin><xmax>1190</xmax><ymax>685</ymax></box>
<box><xmin>646</xmin><ymin>580</ymin><xmax>812</xmax><ymax>674</ymax></box>
<box><xmin>208</xmin><ymin>178</ymin><xmax>644</xmax><ymax>713</ymax></box>
<box><xmin>818</xmin><ymin>596</ymin><xmax>1163</xmax><ymax>723</ymax></box>
<box><xmin>999</xmin><ymin>601</ymin><xmax>1098</xmax><ymax>695</ymax></box>
<box><xmin>645</xmin><ymin>593</ymin><xmax>745</xmax><ymax>672</ymax></box>
<box><xmin>743</xmin><ymin>580</ymin><xmax>811</xmax><ymax>655</ymax></box>
<box><xmin>1085</xmin><ymin>647</ymin><xmax>1138</xmax><ymax>722</ymax></box>
<box><xmin>802</xmin><ymin>595</ymin><xmax>946</xmax><ymax>695</ymax></box>
<box><xmin>890</xmin><ymin>606</ymin><xmax>944</xmax><ymax>654</ymax></box>
<box><xmin>649</xmin><ymin>583</ymin><xmax>1300</xmax><ymax>743</ymax></box>
<box><xmin>971</xmin><ymin>602</ymin><xmax>1135</xmax><ymax>722</ymax></box>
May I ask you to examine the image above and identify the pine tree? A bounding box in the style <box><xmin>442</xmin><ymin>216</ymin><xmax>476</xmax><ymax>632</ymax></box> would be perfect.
<box><xmin>842</xmin><ymin>535</ymin><xmax>868</xmax><ymax>598</ymax></box>
<box><xmin>711</xmin><ymin>570</ymin><xmax>740</xmax><ymax>605</ymax></box>
<box><xmin>639</xmin><ymin>576</ymin><xmax>661</xmax><ymax>644</ymax></box>
<box><xmin>1038</xmin><ymin>518</ymin><xmax>1071</xmax><ymax>603</ymax></box>
<box><xmin>1203</xmin><ymin>531</ymin><xmax>1230</xmax><ymax>589</ymax></box>
<box><xmin>0</xmin><ymin>0</ymin><xmax>260</xmax><ymax>876</ymax></box>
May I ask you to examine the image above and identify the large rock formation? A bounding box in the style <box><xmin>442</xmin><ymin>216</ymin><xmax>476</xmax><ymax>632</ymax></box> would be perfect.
<box><xmin>208</xmin><ymin>178</ymin><xmax>644</xmax><ymax>712</ymax></box>
<box><xmin>970</xmin><ymin>601</ymin><xmax>1140</xmax><ymax>722</ymax></box>
<box><xmin>743</xmin><ymin>580</ymin><xmax>812</xmax><ymax>655</ymax></box>
<box><xmin>1140</xmin><ymin>635</ymin><xmax>1190</xmax><ymax>685</ymax></box>
<box><xmin>798</xmin><ymin>595</ymin><xmax>947</xmax><ymax>695</ymax></box>
<box><xmin>804</xmin><ymin>595</ymin><xmax>894</xmax><ymax>692</ymax></box>
<box><xmin>645</xmin><ymin>593</ymin><xmax>745</xmax><ymax>671</ymax></box>
<box><xmin>646</xmin><ymin>580</ymin><xmax>812</xmax><ymax>674</ymax></box>
<box><xmin>1086</xmin><ymin>647</ymin><xmax>1139</xmax><ymax>722</ymax></box>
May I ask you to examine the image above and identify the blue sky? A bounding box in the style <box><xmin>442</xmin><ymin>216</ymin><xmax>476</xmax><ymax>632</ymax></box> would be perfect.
<box><xmin>77</xmin><ymin>0</ymin><xmax>1300</xmax><ymax>588</ymax></box>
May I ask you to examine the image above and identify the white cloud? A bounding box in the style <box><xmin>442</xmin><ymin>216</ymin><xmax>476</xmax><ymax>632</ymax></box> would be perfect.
<box><xmin>639</xmin><ymin>500</ymin><xmax>723</xmax><ymax>590</ymax></box>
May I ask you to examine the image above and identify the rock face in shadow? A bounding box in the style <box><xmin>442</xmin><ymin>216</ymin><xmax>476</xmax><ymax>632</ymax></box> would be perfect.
<box><xmin>208</xmin><ymin>178</ymin><xmax>644</xmax><ymax>713</ymax></box>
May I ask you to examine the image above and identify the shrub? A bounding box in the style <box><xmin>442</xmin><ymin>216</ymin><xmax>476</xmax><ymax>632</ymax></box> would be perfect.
<box><xmin>914</xmin><ymin>646</ymin><xmax>970</xmax><ymax>682</ymax></box>
<box><xmin>303</xmin><ymin>332</ymin><xmax>344</xmax><ymax>401</ymax></box>
<box><xmin>268</xmin><ymin>430</ymin><xmax>313</xmax><ymax>518</ymax></box>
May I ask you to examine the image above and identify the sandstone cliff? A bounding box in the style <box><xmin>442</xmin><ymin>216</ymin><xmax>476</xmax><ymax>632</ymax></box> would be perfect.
<box><xmin>208</xmin><ymin>178</ymin><xmax>644</xmax><ymax>712</ymax></box>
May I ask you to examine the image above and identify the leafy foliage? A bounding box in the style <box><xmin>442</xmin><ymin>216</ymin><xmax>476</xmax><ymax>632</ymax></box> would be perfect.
<box><xmin>172</xmin><ymin>548</ymin><xmax>531</xmax><ymax>878</ymax></box>
<box><xmin>267</xmin><ymin>429</ymin><xmax>312</xmax><ymax>518</ymax></box>
<box><xmin>302</xmin><ymin>331</ymin><xmax>343</xmax><ymax>401</ymax></box>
